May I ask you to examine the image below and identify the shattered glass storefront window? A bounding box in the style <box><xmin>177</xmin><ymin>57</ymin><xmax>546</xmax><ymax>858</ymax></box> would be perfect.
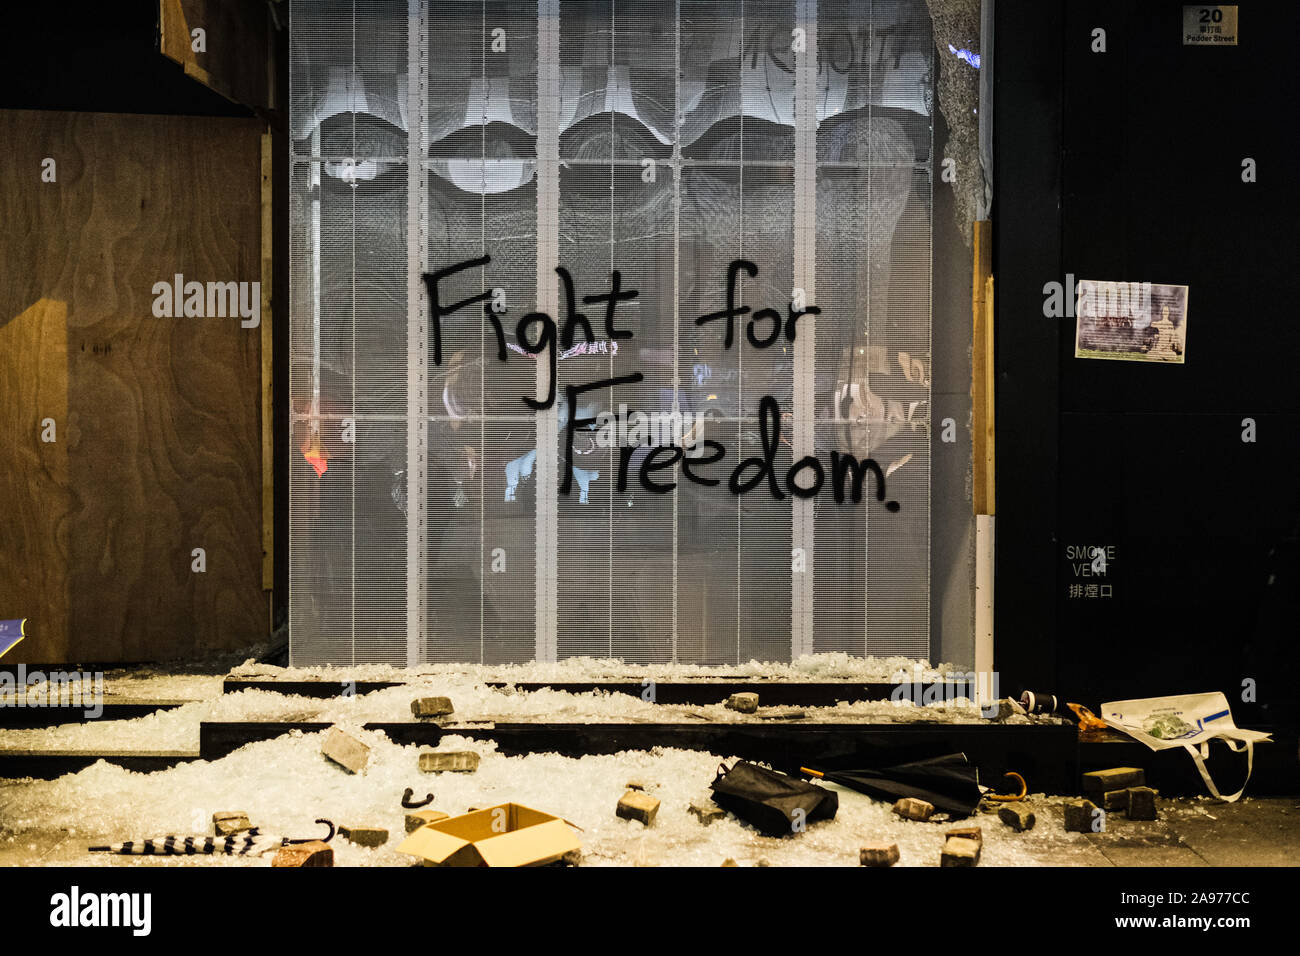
<box><xmin>289</xmin><ymin>1</ymin><xmax>936</xmax><ymax>665</ymax></box>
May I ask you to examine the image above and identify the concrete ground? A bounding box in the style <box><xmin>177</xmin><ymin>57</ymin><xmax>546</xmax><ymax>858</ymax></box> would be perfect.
<box><xmin>1030</xmin><ymin>797</ymin><xmax>1300</xmax><ymax>867</ymax></box>
<box><xmin>2</xmin><ymin>794</ymin><xmax>1296</xmax><ymax>867</ymax></box>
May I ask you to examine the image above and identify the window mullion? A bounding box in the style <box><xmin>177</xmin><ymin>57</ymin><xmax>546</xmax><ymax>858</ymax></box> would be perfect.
<box><xmin>792</xmin><ymin>0</ymin><xmax>818</xmax><ymax>659</ymax></box>
<box><xmin>534</xmin><ymin>0</ymin><xmax>561</xmax><ymax>663</ymax></box>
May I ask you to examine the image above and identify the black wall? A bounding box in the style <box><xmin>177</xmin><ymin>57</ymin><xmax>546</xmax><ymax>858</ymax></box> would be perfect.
<box><xmin>995</xmin><ymin>0</ymin><xmax>1300</xmax><ymax>727</ymax></box>
<box><xmin>0</xmin><ymin>2</ymin><xmax>249</xmax><ymax>118</ymax></box>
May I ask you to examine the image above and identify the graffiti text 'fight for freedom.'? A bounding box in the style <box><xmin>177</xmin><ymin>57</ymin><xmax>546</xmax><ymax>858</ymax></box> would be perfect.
<box><xmin>424</xmin><ymin>254</ymin><xmax>899</xmax><ymax>511</ymax></box>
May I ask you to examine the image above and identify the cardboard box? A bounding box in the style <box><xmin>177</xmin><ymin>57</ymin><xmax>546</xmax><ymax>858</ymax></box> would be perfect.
<box><xmin>397</xmin><ymin>803</ymin><xmax>581</xmax><ymax>868</ymax></box>
<box><xmin>405</xmin><ymin>809</ymin><xmax>450</xmax><ymax>833</ymax></box>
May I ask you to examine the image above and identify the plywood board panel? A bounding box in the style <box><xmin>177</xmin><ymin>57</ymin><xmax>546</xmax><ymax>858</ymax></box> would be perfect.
<box><xmin>261</xmin><ymin>131</ymin><xmax>274</xmax><ymax>593</ymax></box>
<box><xmin>0</xmin><ymin>110</ymin><xmax>266</xmax><ymax>663</ymax></box>
<box><xmin>971</xmin><ymin>220</ymin><xmax>995</xmax><ymax>515</ymax></box>
<box><xmin>0</xmin><ymin>299</ymin><xmax>72</xmax><ymax>661</ymax></box>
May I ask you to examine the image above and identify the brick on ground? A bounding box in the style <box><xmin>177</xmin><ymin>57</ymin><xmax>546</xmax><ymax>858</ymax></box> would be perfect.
<box><xmin>1082</xmin><ymin>767</ymin><xmax>1145</xmax><ymax>794</ymax></box>
<box><xmin>1064</xmin><ymin>798</ymin><xmax>1101</xmax><ymax>833</ymax></box>
<box><xmin>1102</xmin><ymin>789</ymin><xmax>1129</xmax><ymax>812</ymax></box>
<box><xmin>998</xmin><ymin>803</ymin><xmax>1036</xmax><ymax>832</ymax></box>
<box><xmin>271</xmin><ymin>840</ymin><xmax>333</xmax><ymax>868</ymax></box>
<box><xmin>321</xmin><ymin>727</ymin><xmax>369</xmax><ymax>774</ymax></box>
<box><xmin>689</xmin><ymin>801</ymin><xmax>726</xmax><ymax>826</ymax></box>
<box><xmin>418</xmin><ymin>751</ymin><xmax>480</xmax><ymax>773</ymax></box>
<box><xmin>725</xmin><ymin>693</ymin><xmax>759</xmax><ymax>714</ymax></box>
<box><xmin>616</xmin><ymin>790</ymin><xmax>660</xmax><ymax>826</ymax></box>
<box><xmin>410</xmin><ymin>696</ymin><xmax>454</xmax><ymax>718</ymax></box>
<box><xmin>859</xmin><ymin>843</ymin><xmax>900</xmax><ymax>867</ymax></box>
<box><xmin>405</xmin><ymin>809</ymin><xmax>450</xmax><ymax>833</ymax></box>
<box><xmin>340</xmin><ymin>825</ymin><xmax>389</xmax><ymax>847</ymax></box>
<box><xmin>940</xmin><ymin>837</ymin><xmax>980</xmax><ymax>867</ymax></box>
<box><xmin>893</xmin><ymin>797</ymin><xmax>935</xmax><ymax>822</ymax></box>
<box><xmin>212</xmin><ymin>812</ymin><xmax>252</xmax><ymax>836</ymax></box>
<box><xmin>1126</xmin><ymin>786</ymin><xmax>1158</xmax><ymax>820</ymax></box>
<box><xmin>945</xmin><ymin>826</ymin><xmax>983</xmax><ymax>845</ymax></box>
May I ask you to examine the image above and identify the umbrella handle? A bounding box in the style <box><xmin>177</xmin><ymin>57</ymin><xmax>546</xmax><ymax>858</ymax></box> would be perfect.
<box><xmin>986</xmin><ymin>771</ymin><xmax>1028</xmax><ymax>801</ymax></box>
<box><xmin>402</xmin><ymin>787</ymin><xmax>435</xmax><ymax>809</ymax></box>
<box><xmin>284</xmin><ymin>819</ymin><xmax>336</xmax><ymax>844</ymax></box>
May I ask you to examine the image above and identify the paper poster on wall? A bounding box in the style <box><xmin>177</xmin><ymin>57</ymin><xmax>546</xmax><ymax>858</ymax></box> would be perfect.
<box><xmin>0</xmin><ymin>619</ymin><xmax>26</xmax><ymax>659</ymax></box>
<box><xmin>1074</xmin><ymin>280</ymin><xmax>1189</xmax><ymax>364</ymax></box>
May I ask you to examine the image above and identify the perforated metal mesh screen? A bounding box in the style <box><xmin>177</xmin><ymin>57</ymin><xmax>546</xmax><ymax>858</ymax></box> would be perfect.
<box><xmin>290</xmin><ymin>0</ymin><xmax>934</xmax><ymax>666</ymax></box>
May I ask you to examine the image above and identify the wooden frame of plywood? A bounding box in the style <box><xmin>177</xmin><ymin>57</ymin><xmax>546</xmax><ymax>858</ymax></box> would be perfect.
<box><xmin>261</xmin><ymin>131</ymin><xmax>274</xmax><ymax>592</ymax></box>
<box><xmin>972</xmin><ymin>220</ymin><xmax>995</xmax><ymax>516</ymax></box>
<box><xmin>972</xmin><ymin>221</ymin><xmax>996</xmax><ymax>707</ymax></box>
<box><xmin>159</xmin><ymin>0</ymin><xmax>274</xmax><ymax>112</ymax></box>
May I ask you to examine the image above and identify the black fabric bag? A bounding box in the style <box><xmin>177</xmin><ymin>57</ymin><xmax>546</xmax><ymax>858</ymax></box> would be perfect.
<box><xmin>710</xmin><ymin>761</ymin><xmax>839</xmax><ymax>837</ymax></box>
<box><xmin>807</xmin><ymin>753</ymin><xmax>983</xmax><ymax>818</ymax></box>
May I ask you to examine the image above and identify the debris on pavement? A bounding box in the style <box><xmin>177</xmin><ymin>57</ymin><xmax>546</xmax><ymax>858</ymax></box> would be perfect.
<box><xmin>893</xmin><ymin>797</ymin><xmax>936</xmax><ymax>822</ymax></box>
<box><xmin>616</xmin><ymin>790</ymin><xmax>660</xmax><ymax>826</ymax></box>
<box><xmin>725</xmin><ymin>693</ymin><xmax>759</xmax><ymax>714</ymax></box>
<box><xmin>272</xmin><ymin>840</ymin><xmax>334</xmax><ymax>868</ymax></box>
<box><xmin>418</xmin><ymin>751</ymin><xmax>480</xmax><ymax>773</ymax></box>
<box><xmin>321</xmin><ymin>726</ymin><xmax>370</xmax><ymax>774</ymax></box>
<box><xmin>941</xmin><ymin>836</ymin><xmax>981</xmax><ymax>867</ymax></box>
<box><xmin>1064</xmin><ymin>798</ymin><xmax>1101</xmax><ymax>833</ymax></box>
<box><xmin>340</xmin><ymin>825</ymin><xmax>389</xmax><ymax>847</ymax></box>
<box><xmin>998</xmin><ymin>803</ymin><xmax>1036</xmax><ymax>832</ymax></box>
<box><xmin>946</xmin><ymin>825</ymin><xmax>983</xmax><ymax>845</ymax></box>
<box><xmin>688</xmin><ymin>801</ymin><xmax>726</xmax><ymax>826</ymax></box>
<box><xmin>406</xmin><ymin>809</ymin><xmax>451</xmax><ymax>833</ymax></box>
<box><xmin>859</xmin><ymin>842</ymin><xmax>900</xmax><ymax>867</ymax></box>
<box><xmin>1126</xmin><ymin>786</ymin><xmax>1159</xmax><ymax>820</ymax></box>
<box><xmin>212</xmin><ymin>811</ymin><xmax>252</xmax><ymax>836</ymax></box>
<box><xmin>1082</xmin><ymin>767</ymin><xmax>1145</xmax><ymax>795</ymax></box>
<box><xmin>411</xmin><ymin>697</ymin><xmax>455</xmax><ymax>719</ymax></box>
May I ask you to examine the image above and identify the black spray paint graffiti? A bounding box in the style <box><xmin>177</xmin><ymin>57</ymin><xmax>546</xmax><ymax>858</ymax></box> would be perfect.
<box><xmin>423</xmin><ymin>255</ymin><xmax>899</xmax><ymax>512</ymax></box>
